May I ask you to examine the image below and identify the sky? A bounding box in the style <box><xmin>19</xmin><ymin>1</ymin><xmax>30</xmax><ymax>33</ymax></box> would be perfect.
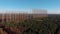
<box><xmin>0</xmin><ymin>0</ymin><xmax>60</xmax><ymax>14</ymax></box>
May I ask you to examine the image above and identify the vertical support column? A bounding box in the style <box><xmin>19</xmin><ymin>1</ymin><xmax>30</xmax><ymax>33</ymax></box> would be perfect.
<box><xmin>14</xmin><ymin>14</ymin><xmax>15</xmax><ymax>23</ymax></box>
<box><xmin>14</xmin><ymin>14</ymin><xmax>16</xmax><ymax>22</ymax></box>
<box><xmin>19</xmin><ymin>13</ymin><xmax>20</xmax><ymax>21</ymax></box>
<box><xmin>13</xmin><ymin>14</ymin><xmax>14</xmax><ymax>22</ymax></box>
<box><xmin>11</xmin><ymin>14</ymin><xmax>14</xmax><ymax>22</ymax></box>
<box><xmin>6</xmin><ymin>14</ymin><xmax>8</xmax><ymax>22</ymax></box>
<box><xmin>2</xmin><ymin>14</ymin><xmax>4</xmax><ymax>25</ymax></box>
<box><xmin>10</xmin><ymin>13</ymin><xmax>11</xmax><ymax>22</ymax></box>
<box><xmin>18</xmin><ymin>13</ymin><xmax>19</xmax><ymax>23</ymax></box>
<box><xmin>13</xmin><ymin>14</ymin><xmax>15</xmax><ymax>21</ymax></box>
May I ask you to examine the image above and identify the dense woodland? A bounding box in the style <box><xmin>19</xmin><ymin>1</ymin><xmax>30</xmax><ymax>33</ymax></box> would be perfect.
<box><xmin>0</xmin><ymin>14</ymin><xmax>60</xmax><ymax>34</ymax></box>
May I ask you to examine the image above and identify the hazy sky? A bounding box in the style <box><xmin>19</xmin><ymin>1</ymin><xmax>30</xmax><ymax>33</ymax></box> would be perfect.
<box><xmin>0</xmin><ymin>0</ymin><xmax>60</xmax><ymax>14</ymax></box>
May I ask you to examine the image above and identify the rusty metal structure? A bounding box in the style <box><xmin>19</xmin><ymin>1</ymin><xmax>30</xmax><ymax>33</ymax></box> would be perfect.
<box><xmin>0</xmin><ymin>9</ymin><xmax>48</xmax><ymax>24</ymax></box>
